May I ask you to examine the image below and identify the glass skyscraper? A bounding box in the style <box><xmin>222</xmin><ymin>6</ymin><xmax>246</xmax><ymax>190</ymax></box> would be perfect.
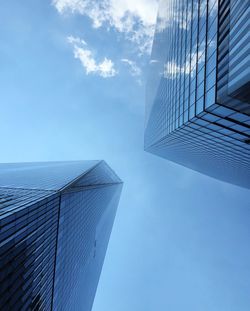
<box><xmin>0</xmin><ymin>161</ymin><xmax>122</xmax><ymax>311</ymax></box>
<box><xmin>145</xmin><ymin>0</ymin><xmax>250</xmax><ymax>188</ymax></box>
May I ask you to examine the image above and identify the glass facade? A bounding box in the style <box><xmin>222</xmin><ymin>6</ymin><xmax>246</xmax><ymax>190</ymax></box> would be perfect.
<box><xmin>0</xmin><ymin>161</ymin><xmax>122</xmax><ymax>311</ymax></box>
<box><xmin>145</xmin><ymin>0</ymin><xmax>250</xmax><ymax>188</ymax></box>
<box><xmin>0</xmin><ymin>161</ymin><xmax>99</xmax><ymax>191</ymax></box>
<box><xmin>0</xmin><ymin>188</ymin><xmax>59</xmax><ymax>310</ymax></box>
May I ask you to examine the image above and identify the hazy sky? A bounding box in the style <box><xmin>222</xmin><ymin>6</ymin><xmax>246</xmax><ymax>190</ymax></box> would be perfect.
<box><xmin>0</xmin><ymin>1</ymin><xmax>249</xmax><ymax>310</ymax></box>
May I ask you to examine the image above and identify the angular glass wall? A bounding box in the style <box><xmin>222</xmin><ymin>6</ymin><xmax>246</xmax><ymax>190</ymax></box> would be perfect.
<box><xmin>53</xmin><ymin>161</ymin><xmax>123</xmax><ymax>311</ymax></box>
<box><xmin>0</xmin><ymin>188</ymin><xmax>59</xmax><ymax>310</ymax></box>
<box><xmin>145</xmin><ymin>0</ymin><xmax>250</xmax><ymax>188</ymax></box>
<box><xmin>0</xmin><ymin>161</ymin><xmax>122</xmax><ymax>311</ymax></box>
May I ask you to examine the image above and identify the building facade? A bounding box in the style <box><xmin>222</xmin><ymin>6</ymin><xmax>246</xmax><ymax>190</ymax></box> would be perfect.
<box><xmin>145</xmin><ymin>0</ymin><xmax>250</xmax><ymax>188</ymax></box>
<box><xmin>0</xmin><ymin>161</ymin><xmax>122</xmax><ymax>311</ymax></box>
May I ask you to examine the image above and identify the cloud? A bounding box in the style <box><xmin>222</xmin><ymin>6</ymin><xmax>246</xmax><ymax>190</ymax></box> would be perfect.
<box><xmin>68</xmin><ymin>36</ymin><xmax>117</xmax><ymax>78</ymax></box>
<box><xmin>162</xmin><ymin>39</ymin><xmax>212</xmax><ymax>80</ymax></box>
<box><xmin>52</xmin><ymin>0</ymin><xmax>159</xmax><ymax>54</ymax></box>
<box><xmin>163</xmin><ymin>47</ymin><xmax>206</xmax><ymax>80</ymax></box>
<box><xmin>68</xmin><ymin>35</ymin><xmax>87</xmax><ymax>46</ymax></box>
<box><xmin>163</xmin><ymin>62</ymin><xmax>184</xmax><ymax>79</ymax></box>
<box><xmin>156</xmin><ymin>1</ymin><xmax>218</xmax><ymax>33</ymax></box>
<box><xmin>156</xmin><ymin>1</ymin><xmax>191</xmax><ymax>33</ymax></box>
<box><xmin>121</xmin><ymin>59</ymin><xmax>141</xmax><ymax>76</ymax></box>
<box><xmin>150</xmin><ymin>59</ymin><xmax>158</xmax><ymax>64</ymax></box>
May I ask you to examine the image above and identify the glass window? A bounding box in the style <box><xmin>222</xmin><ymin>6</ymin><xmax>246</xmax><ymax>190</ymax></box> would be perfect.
<box><xmin>197</xmin><ymin>66</ymin><xmax>205</xmax><ymax>85</ymax></box>
<box><xmin>196</xmin><ymin>97</ymin><xmax>204</xmax><ymax>114</ymax></box>
<box><xmin>205</xmin><ymin>85</ymin><xmax>215</xmax><ymax>108</ymax></box>
<box><xmin>190</xmin><ymin>90</ymin><xmax>196</xmax><ymax>105</ymax></box>
<box><xmin>184</xmin><ymin>110</ymin><xmax>189</xmax><ymax>122</ymax></box>
<box><xmin>206</xmin><ymin>68</ymin><xmax>216</xmax><ymax>91</ymax></box>
<box><xmin>207</xmin><ymin>37</ymin><xmax>217</xmax><ymax>59</ymax></box>
<box><xmin>189</xmin><ymin>104</ymin><xmax>195</xmax><ymax>119</ymax></box>
<box><xmin>197</xmin><ymin>81</ymin><xmax>205</xmax><ymax>99</ymax></box>
<box><xmin>206</xmin><ymin>51</ymin><xmax>217</xmax><ymax>75</ymax></box>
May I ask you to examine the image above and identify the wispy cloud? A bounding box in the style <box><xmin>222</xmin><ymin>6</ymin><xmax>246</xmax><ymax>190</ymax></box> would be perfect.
<box><xmin>163</xmin><ymin>43</ymin><xmax>207</xmax><ymax>80</ymax></box>
<box><xmin>68</xmin><ymin>35</ymin><xmax>117</xmax><ymax>78</ymax></box>
<box><xmin>121</xmin><ymin>59</ymin><xmax>141</xmax><ymax>76</ymax></box>
<box><xmin>156</xmin><ymin>1</ymin><xmax>218</xmax><ymax>33</ymax></box>
<box><xmin>52</xmin><ymin>0</ymin><xmax>158</xmax><ymax>54</ymax></box>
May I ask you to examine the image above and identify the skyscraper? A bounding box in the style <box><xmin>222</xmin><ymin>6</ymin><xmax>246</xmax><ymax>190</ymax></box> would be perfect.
<box><xmin>0</xmin><ymin>161</ymin><xmax>122</xmax><ymax>311</ymax></box>
<box><xmin>145</xmin><ymin>0</ymin><xmax>250</xmax><ymax>188</ymax></box>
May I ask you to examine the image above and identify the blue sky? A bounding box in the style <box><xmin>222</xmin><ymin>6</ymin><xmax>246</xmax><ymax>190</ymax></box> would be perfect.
<box><xmin>0</xmin><ymin>1</ymin><xmax>250</xmax><ymax>310</ymax></box>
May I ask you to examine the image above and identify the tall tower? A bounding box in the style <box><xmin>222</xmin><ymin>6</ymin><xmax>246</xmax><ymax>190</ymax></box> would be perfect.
<box><xmin>0</xmin><ymin>161</ymin><xmax>123</xmax><ymax>311</ymax></box>
<box><xmin>145</xmin><ymin>0</ymin><xmax>250</xmax><ymax>188</ymax></box>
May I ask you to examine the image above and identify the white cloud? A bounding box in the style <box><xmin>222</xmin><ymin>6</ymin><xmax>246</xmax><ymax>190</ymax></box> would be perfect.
<box><xmin>163</xmin><ymin>40</ymin><xmax>210</xmax><ymax>80</ymax></box>
<box><xmin>156</xmin><ymin>1</ymin><xmax>191</xmax><ymax>33</ymax></box>
<box><xmin>163</xmin><ymin>61</ymin><xmax>184</xmax><ymax>79</ymax></box>
<box><xmin>156</xmin><ymin>1</ymin><xmax>218</xmax><ymax>33</ymax></box>
<box><xmin>163</xmin><ymin>49</ymin><xmax>206</xmax><ymax>80</ymax></box>
<box><xmin>68</xmin><ymin>36</ymin><xmax>117</xmax><ymax>77</ymax></box>
<box><xmin>52</xmin><ymin>0</ymin><xmax>159</xmax><ymax>54</ymax></box>
<box><xmin>67</xmin><ymin>35</ymin><xmax>87</xmax><ymax>46</ymax></box>
<box><xmin>121</xmin><ymin>59</ymin><xmax>141</xmax><ymax>76</ymax></box>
